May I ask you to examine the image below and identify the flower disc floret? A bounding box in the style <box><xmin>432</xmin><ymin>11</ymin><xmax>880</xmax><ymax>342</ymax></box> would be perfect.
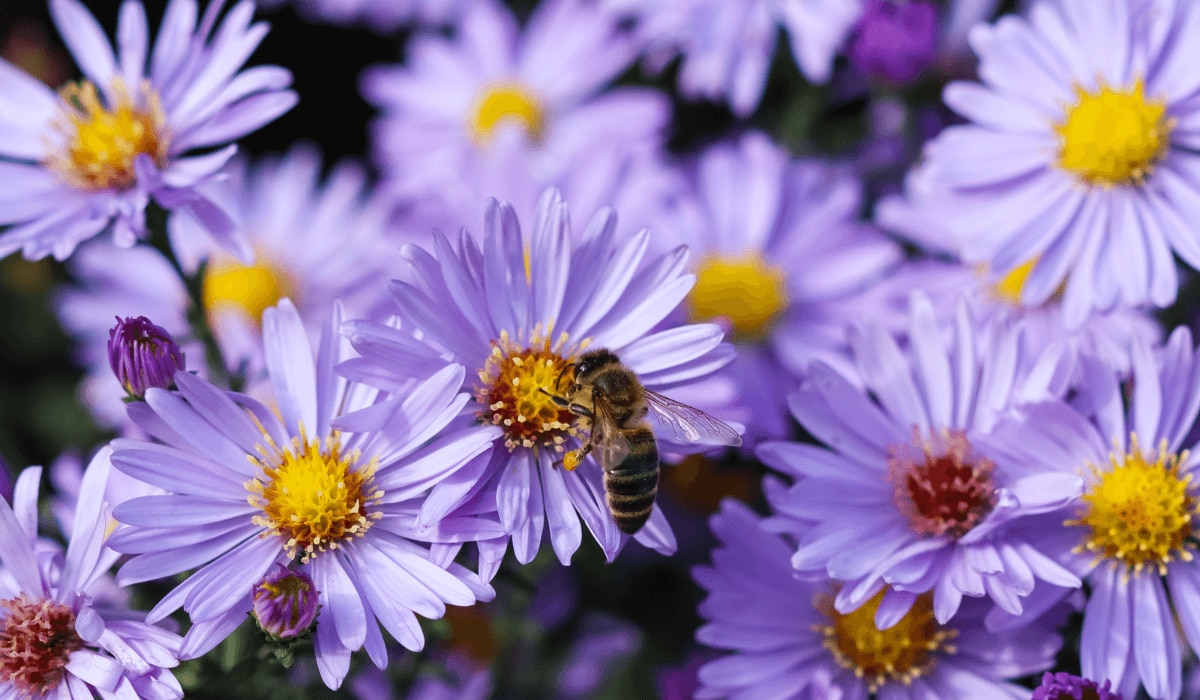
<box><xmin>476</xmin><ymin>326</ymin><xmax>584</xmax><ymax>452</ymax></box>
<box><xmin>0</xmin><ymin>594</ymin><xmax>85</xmax><ymax>696</ymax></box>
<box><xmin>1056</xmin><ymin>79</ymin><xmax>1173</xmax><ymax>187</ymax></box>
<box><xmin>686</xmin><ymin>252</ymin><xmax>787</xmax><ymax>341</ymax></box>
<box><xmin>48</xmin><ymin>78</ymin><xmax>168</xmax><ymax>191</ymax></box>
<box><xmin>817</xmin><ymin>589</ymin><xmax>956</xmax><ymax>693</ymax></box>
<box><xmin>888</xmin><ymin>428</ymin><xmax>998</xmax><ymax>540</ymax></box>
<box><xmin>469</xmin><ymin>82</ymin><xmax>545</xmax><ymax>144</ymax></box>
<box><xmin>247</xmin><ymin>428</ymin><xmax>383</xmax><ymax>563</ymax></box>
<box><xmin>203</xmin><ymin>256</ymin><xmax>297</xmax><ymax>326</ymax></box>
<box><xmin>1067</xmin><ymin>435</ymin><xmax>1197</xmax><ymax>576</ymax></box>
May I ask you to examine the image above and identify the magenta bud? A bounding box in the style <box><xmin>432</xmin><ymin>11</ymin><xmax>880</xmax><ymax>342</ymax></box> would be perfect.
<box><xmin>1032</xmin><ymin>672</ymin><xmax>1123</xmax><ymax>700</ymax></box>
<box><xmin>106</xmin><ymin>316</ymin><xmax>185</xmax><ymax>398</ymax></box>
<box><xmin>251</xmin><ymin>564</ymin><xmax>319</xmax><ymax>641</ymax></box>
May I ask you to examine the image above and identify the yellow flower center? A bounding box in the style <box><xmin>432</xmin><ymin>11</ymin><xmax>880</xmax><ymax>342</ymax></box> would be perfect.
<box><xmin>468</xmin><ymin>82</ymin><xmax>545</xmax><ymax>145</ymax></box>
<box><xmin>1056</xmin><ymin>79</ymin><xmax>1173</xmax><ymax>186</ymax></box>
<box><xmin>48</xmin><ymin>78</ymin><xmax>168</xmax><ymax>190</ymax></box>
<box><xmin>1068</xmin><ymin>435</ymin><xmax>1198</xmax><ymax>576</ymax></box>
<box><xmin>202</xmin><ymin>255</ymin><xmax>297</xmax><ymax>327</ymax></box>
<box><xmin>817</xmin><ymin>589</ymin><xmax>956</xmax><ymax>693</ymax></box>
<box><xmin>247</xmin><ymin>427</ymin><xmax>383</xmax><ymax>563</ymax></box>
<box><xmin>686</xmin><ymin>252</ymin><xmax>788</xmax><ymax>342</ymax></box>
<box><xmin>988</xmin><ymin>258</ymin><xmax>1037</xmax><ymax>306</ymax></box>
<box><xmin>475</xmin><ymin>326</ymin><xmax>585</xmax><ymax>452</ymax></box>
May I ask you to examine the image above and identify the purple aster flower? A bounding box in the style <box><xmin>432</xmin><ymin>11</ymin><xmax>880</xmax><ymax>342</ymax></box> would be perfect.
<box><xmin>0</xmin><ymin>0</ymin><xmax>297</xmax><ymax>261</ymax></box>
<box><xmin>758</xmin><ymin>292</ymin><xmax>1084</xmax><ymax>627</ymax></box>
<box><xmin>107</xmin><ymin>315</ymin><xmax>186</xmax><ymax>398</ymax></box>
<box><xmin>0</xmin><ymin>450</ymin><xmax>184</xmax><ymax>699</ymax></box>
<box><xmin>876</xmin><ymin>167</ymin><xmax>1163</xmax><ymax>375</ymax></box>
<box><xmin>607</xmin><ymin>0</ymin><xmax>862</xmax><ymax>116</ymax></box>
<box><xmin>694</xmin><ymin>499</ymin><xmax>1063</xmax><ymax>698</ymax></box>
<box><xmin>1033</xmin><ymin>672</ymin><xmax>1123</xmax><ymax>700</ymax></box>
<box><xmin>657</xmin><ymin>132</ymin><xmax>902</xmax><ymax>444</ymax></box>
<box><xmin>342</xmin><ymin>188</ymin><xmax>739</xmax><ymax>572</ymax></box>
<box><xmin>980</xmin><ymin>327</ymin><xmax>1200</xmax><ymax>699</ymax></box>
<box><xmin>107</xmin><ymin>299</ymin><xmax>499</xmax><ymax>690</ymax></box>
<box><xmin>56</xmin><ymin>145</ymin><xmax>399</xmax><ymax>428</ymax></box>
<box><xmin>850</xmin><ymin>0</ymin><xmax>939</xmax><ymax>84</ymax></box>
<box><xmin>361</xmin><ymin>0</ymin><xmax>668</xmax><ymax>219</ymax></box>
<box><xmin>922</xmin><ymin>0</ymin><xmax>1200</xmax><ymax>323</ymax></box>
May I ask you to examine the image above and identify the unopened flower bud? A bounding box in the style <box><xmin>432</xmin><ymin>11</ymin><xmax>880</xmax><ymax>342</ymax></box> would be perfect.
<box><xmin>849</xmin><ymin>0</ymin><xmax>939</xmax><ymax>84</ymax></box>
<box><xmin>1031</xmin><ymin>671</ymin><xmax>1123</xmax><ymax>700</ymax></box>
<box><xmin>106</xmin><ymin>316</ymin><xmax>185</xmax><ymax>398</ymax></box>
<box><xmin>252</xmin><ymin>565</ymin><xmax>319</xmax><ymax>641</ymax></box>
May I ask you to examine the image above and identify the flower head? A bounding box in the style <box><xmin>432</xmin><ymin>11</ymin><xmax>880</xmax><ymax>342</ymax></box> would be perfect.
<box><xmin>922</xmin><ymin>0</ymin><xmax>1200</xmax><ymax>322</ymax></box>
<box><xmin>107</xmin><ymin>315</ymin><xmax>185</xmax><ymax>398</ymax></box>
<box><xmin>0</xmin><ymin>0</ymin><xmax>297</xmax><ymax>261</ymax></box>
<box><xmin>344</xmin><ymin>188</ymin><xmax>738</xmax><ymax>570</ymax></box>
<box><xmin>0</xmin><ymin>450</ymin><xmax>183</xmax><ymax>699</ymax></box>
<box><xmin>693</xmin><ymin>500</ymin><xmax>1063</xmax><ymax>698</ymax></box>
<box><xmin>108</xmin><ymin>299</ymin><xmax>498</xmax><ymax>689</ymax></box>
<box><xmin>361</xmin><ymin>0</ymin><xmax>668</xmax><ymax>233</ymax></box>
<box><xmin>981</xmin><ymin>327</ymin><xmax>1200</xmax><ymax>699</ymax></box>
<box><xmin>757</xmin><ymin>292</ymin><xmax>1083</xmax><ymax>626</ymax></box>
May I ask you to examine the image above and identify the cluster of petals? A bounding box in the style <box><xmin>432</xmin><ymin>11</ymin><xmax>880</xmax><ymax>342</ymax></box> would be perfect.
<box><xmin>922</xmin><ymin>0</ymin><xmax>1200</xmax><ymax>323</ymax></box>
<box><xmin>758</xmin><ymin>292</ymin><xmax>1083</xmax><ymax>627</ymax></box>
<box><xmin>106</xmin><ymin>299</ymin><xmax>497</xmax><ymax>690</ymax></box>
<box><xmin>361</xmin><ymin>0</ymin><xmax>667</xmax><ymax>229</ymax></box>
<box><xmin>983</xmin><ymin>328</ymin><xmax>1200</xmax><ymax>699</ymax></box>
<box><xmin>343</xmin><ymin>188</ymin><xmax>737</xmax><ymax>571</ymax></box>
<box><xmin>693</xmin><ymin>499</ymin><xmax>1064</xmax><ymax>698</ymax></box>
<box><xmin>0</xmin><ymin>0</ymin><xmax>296</xmax><ymax>261</ymax></box>
<box><xmin>0</xmin><ymin>451</ymin><xmax>183</xmax><ymax>699</ymax></box>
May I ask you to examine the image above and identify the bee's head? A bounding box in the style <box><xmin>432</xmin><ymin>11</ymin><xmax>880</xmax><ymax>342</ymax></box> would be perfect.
<box><xmin>574</xmin><ymin>348</ymin><xmax>620</xmax><ymax>380</ymax></box>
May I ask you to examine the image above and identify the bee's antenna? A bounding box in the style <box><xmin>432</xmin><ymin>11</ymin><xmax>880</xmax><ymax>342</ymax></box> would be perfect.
<box><xmin>555</xmin><ymin>362</ymin><xmax>575</xmax><ymax>391</ymax></box>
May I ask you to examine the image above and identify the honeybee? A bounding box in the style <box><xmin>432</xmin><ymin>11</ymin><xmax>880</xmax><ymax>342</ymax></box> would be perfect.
<box><xmin>542</xmin><ymin>348</ymin><xmax>742</xmax><ymax>534</ymax></box>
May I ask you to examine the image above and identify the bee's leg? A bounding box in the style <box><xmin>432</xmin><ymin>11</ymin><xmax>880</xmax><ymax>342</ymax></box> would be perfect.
<box><xmin>562</xmin><ymin>442</ymin><xmax>592</xmax><ymax>471</ymax></box>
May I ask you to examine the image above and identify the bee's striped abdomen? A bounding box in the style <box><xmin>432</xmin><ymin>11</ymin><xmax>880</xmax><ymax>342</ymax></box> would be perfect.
<box><xmin>604</xmin><ymin>427</ymin><xmax>659</xmax><ymax>534</ymax></box>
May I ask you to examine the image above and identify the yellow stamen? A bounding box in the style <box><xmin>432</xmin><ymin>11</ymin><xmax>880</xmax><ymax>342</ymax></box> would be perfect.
<box><xmin>48</xmin><ymin>78</ymin><xmax>169</xmax><ymax>190</ymax></box>
<box><xmin>476</xmin><ymin>325</ymin><xmax>586</xmax><ymax>453</ymax></box>
<box><xmin>468</xmin><ymin>82</ymin><xmax>545</xmax><ymax>145</ymax></box>
<box><xmin>1067</xmin><ymin>435</ymin><xmax>1197</xmax><ymax>577</ymax></box>
<box><xmin>816</xmin><ymin>589</ymin><xmax>955</xmax><ymax>693</ymax></box>
<box><xmin>202</xmin><ymin>254</ymin><xmax>297</xmax><ymax>328</ymax></box>
<box><xmin>686</xmin><ymin>252</ymin><xmax>787</xmax><ymax>342</ymax></box>
<box><xmin>246</xmin><ymin>425</ymin><xmax>383</xmax><ymax>563</ymax></box>
<box><xmin>1056</xmin><ymin>78</ymin><xmax>1173</xmax><ymax>187</ymax></box>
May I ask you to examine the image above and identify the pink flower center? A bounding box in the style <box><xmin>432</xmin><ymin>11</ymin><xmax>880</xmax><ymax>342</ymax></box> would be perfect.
<box><xmin>0</xmin><ymin>594</ymin><xmax>84</xmax><ymax>695</ymax></box>
<box><xmin>887</xmin><ymin>428</ymin><xmax>997</xmax><ymax>539</ymax></box>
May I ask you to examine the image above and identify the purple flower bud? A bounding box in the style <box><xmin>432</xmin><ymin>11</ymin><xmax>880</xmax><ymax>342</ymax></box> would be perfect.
<box><xmin>106</xmin><ymin>316</ymin><xmax>185</xmax><ymax>398</ymax></box>
<box><xmin>251</xmin><ymin>565</ymin><xmax>319</xmax><ymax>641</ymax></box>
<box><xmin>849</xmin><ymin>0</ymin><xmax>939</xmax><ymax>84</ymax></box>
<box><xmin>1031</xmin><ymin>671</ymin><xmax>1123</xmax><ymax>700</ymax></box>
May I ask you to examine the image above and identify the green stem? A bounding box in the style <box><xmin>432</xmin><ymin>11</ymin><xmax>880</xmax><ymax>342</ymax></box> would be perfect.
<box><xmin>144</xmin><ymin>204</ymin><xmax>232</xmax><ymax>389</ymax></box>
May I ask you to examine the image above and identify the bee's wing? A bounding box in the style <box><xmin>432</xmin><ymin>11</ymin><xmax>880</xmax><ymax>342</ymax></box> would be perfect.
<box><xmin>644</xmin><ymin>390</ymin><xmax>743</xmax><ymax>447</ymax></box>
<box><xmin>590</xmin><ymin>399</ymin><xmax>632</xmax><ymax>471</ymax></box>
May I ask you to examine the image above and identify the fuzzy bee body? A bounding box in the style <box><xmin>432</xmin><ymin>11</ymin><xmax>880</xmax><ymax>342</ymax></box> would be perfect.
<box><xmin>544</xmin><ymin>348</ymin><xmax>742</xmax><ymax>535</ymax></box>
